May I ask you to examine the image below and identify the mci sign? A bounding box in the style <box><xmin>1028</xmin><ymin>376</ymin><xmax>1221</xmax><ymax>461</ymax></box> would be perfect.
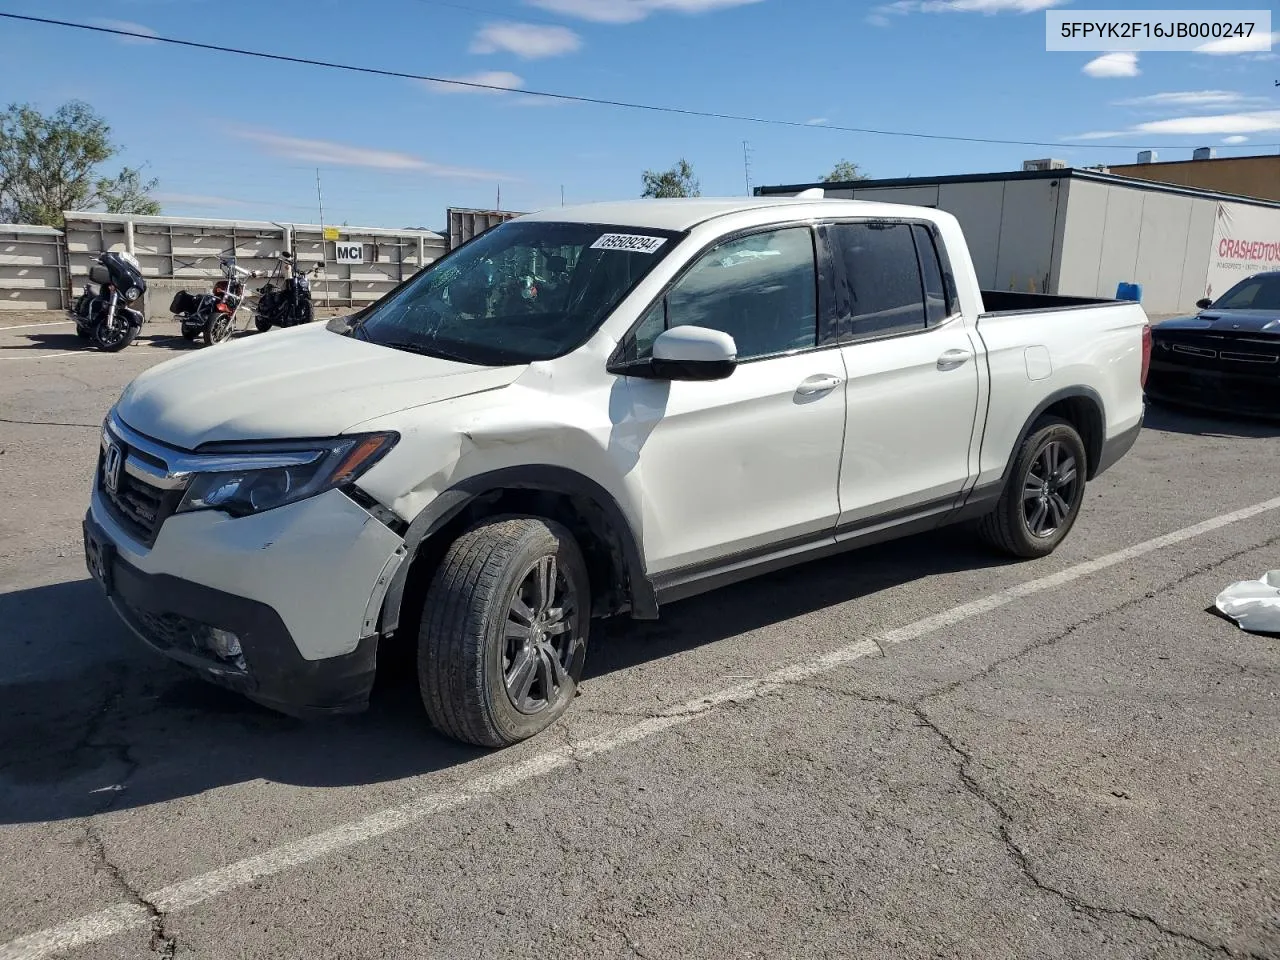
<box><xmin>335</xmin><ymin>242</ymin><xmax>365</xmax><ymax>265</ymax></box>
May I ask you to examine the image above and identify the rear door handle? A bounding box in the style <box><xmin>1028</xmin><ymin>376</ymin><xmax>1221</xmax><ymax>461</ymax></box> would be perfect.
<box><xmin>796</xmin><ymin>374</ymin><xmax>845</xmax><ymax>395</ymax></box>
<box><xmin>937</xmin><ymin>349</ymin><xmax>973</xmax><ymax>370</ymax></box>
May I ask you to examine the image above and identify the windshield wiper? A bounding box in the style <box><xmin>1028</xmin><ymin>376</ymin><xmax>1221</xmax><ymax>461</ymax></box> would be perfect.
<box><xmin>374</xmin><ymin>339</ymin><xmax>480</xmax><ymax>364</ymax></box>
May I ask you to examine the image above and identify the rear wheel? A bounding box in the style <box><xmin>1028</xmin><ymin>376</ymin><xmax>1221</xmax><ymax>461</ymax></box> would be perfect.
<box><xmin>254</xmin><ymin>314</ymin><xmax>272</xmax><ymax>332</ymax></box>
<box><xmin>418</xmin><ymin>516</ymin><xmax>590</xmax><ymax>748</ymax></box>
<box><xmin>978</xmin><ymin>416</ymin><xmax>1087</xmax><ymax>558</ymax></box>
<box><xmin>203</xmin><ymin>310</ymin><xmax>235</xmax><ymax>346</ymax></box>
<box><xmin>181</xmin><ymin>327</ymin><xmax>200</xmax><ymax>342</ymax></box>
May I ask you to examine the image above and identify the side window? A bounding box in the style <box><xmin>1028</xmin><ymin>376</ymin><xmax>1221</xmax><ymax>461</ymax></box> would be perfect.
<box><xmin>835</xmin><ymin>222</ymin><xmax>927</xmax><ymax>339</ymax></box>
<box><xmin>912</xmin><ymin>224</ymin><xmax>951</xmax><ymax>325</ymax></box>
<box><xmin>626</xmin><ymin>227</ymin><xmax>817</xmax><ymax>363</ymax></box>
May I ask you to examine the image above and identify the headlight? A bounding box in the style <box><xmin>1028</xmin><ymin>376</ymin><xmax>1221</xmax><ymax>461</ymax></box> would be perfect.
<box><xmin>124</xmin><ymin>286</ymin><xmax>141</xmax><ymax>301</ymax></box>
<box><xmin>176</xmin><ymin>432</ymin><xmax>398</xmax><ymax>517</ymax></box>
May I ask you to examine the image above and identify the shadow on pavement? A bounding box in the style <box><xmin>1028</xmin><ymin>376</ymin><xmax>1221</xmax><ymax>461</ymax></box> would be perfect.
<box><xmin>0</xmin><ymin>331</ymin><xmax>92</xmax><ymax>353</ymax></box>
<box><xmin>0</xmin><ymin>527</ymin><xmax>1013</xmax><ymax>825</ymax></box>
<box><xmin>1143</xmin><ymin>402</ymin><xmax>1280</xmax><ymax>439</ymax></box>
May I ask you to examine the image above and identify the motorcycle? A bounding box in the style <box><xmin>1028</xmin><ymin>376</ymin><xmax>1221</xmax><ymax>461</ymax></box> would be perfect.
<box><xmin>254</xmin><ymin>251</ymin><xmax>322</xmax><ymax>332</ymax></box>
<box><xmin>170</xmin><ymin>257</ymin><xmax>259</xmax><ymax>347</ymax></box>
<box><xmin>70</xmin><ymin>252</ymin><xmax>147</xmax><ymax>353</ymax></box>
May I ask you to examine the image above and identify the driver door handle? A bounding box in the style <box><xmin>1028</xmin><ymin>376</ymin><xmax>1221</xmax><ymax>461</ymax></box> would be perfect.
<box><xmin>796</xmin><ymin>374</ymin><xmax>845</xmax><ymax>396</ymax></box>
<box><xmin>937</xmin><ymin>349</ymin><xmax>973</xmax><ymax>371</ymax></box>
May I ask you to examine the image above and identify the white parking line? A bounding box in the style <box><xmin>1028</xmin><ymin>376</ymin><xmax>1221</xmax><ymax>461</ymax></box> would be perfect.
<box><xmin>4</xmin><ymin>494</ymin><xmax>1280</xmax><ymax>960</ymax></box>
<box><xmin>0</xmin><ymin>320</ymin><xmax>73</xmax><ymax>331</ymax></box>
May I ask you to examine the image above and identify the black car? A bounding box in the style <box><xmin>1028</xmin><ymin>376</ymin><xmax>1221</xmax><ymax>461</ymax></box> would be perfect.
<box><xmin>1146</xmin><ymin>272</ymin><xmax>1280</xmax><ymax>420</ymax></box>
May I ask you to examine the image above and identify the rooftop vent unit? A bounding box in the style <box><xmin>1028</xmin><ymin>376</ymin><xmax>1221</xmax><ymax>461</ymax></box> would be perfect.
<box><xmin>1192</xmin><ymin>147</ymin><xmax>1217</xmax><ymax>161</ymax></box>
<box><xmin>1137</xmin><ymin>150</ymin><xmax>1157</xmax><ymax>164</ymax></box>
<box><xmin>1022</xmin><ymin>158</ymin><xmax>1067</xmax><ymax>171</ymax></box>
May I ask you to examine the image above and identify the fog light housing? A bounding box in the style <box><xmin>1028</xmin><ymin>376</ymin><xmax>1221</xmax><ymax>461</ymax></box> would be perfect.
<box><xmin>207</xmin><ymin>628</ymin><xmax>243</xmax><ymax>660</ymax></box>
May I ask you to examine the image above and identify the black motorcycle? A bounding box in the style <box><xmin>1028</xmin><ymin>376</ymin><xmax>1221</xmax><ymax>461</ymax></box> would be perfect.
<box><xmin>70</xmin><ymin>252</ymin><xmax>147</xmax><ymax>352</ymax></box>
<box><xmin>170</xmin><ymin>257</ymin><xmax>257</xmax><ymax>347</ymax></box>
<box><xmin>254</xmin><ymin>252</ymin><xmax>320</xmax><ymax>332</ymax></box>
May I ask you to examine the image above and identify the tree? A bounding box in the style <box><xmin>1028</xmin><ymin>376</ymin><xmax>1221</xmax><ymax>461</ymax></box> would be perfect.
<box><xmin>0</xmin><ymin>100</ymin><xmax>160</xmax><ymax>226</ymax></box>
<box><xmin>96</xmin><ymin>166</ymin><xmax>160</xmax><ymax>216</ymax></box>
<box><xmin>641</xmin><ymin>159</ymin><xmax>700</xmax><ymax>198</ymax></box>
<box><xmin>820</xmin><ymin>160</ymin><xmax>870</xmax><ymax>184</ymax></box>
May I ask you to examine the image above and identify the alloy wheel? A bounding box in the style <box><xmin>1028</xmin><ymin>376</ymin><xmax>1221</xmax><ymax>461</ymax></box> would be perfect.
<box><xmin>1021</xmin><ymin>439</ymin><xmax>1079</xmax><ymax>538</ymax></box>
<box><xmin>502</xmin><ymin>555</ymin><xmax>580</xmax><ymax>715</ymax></box>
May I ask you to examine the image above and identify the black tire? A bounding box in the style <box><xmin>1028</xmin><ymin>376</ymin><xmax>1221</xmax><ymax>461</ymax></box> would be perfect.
<box><xmin>75</xmin><ymin>326</ymin><xmax>91</xmax><ymax>340</ymax></box>
<box><xmin>181</xmin><ymin>327</ymin><xmax>200</xmax><ymax>342</ymax></box>
<box><xmin>203</xmin><ymin>310</ymin><xmax>234</xmax><ymax>347</ymax></box>
<box><xmin>93</xmin><ymin>321</ymin><xmax>138</xmax><ymax>353</ymax></box>
<box><xmin>254</xmin><ymin>314</ymin><xmax>272</xmax><ymax>332</ymax></box>
<box><xmin>978</xmin><ymin>416</ymin><xmax>1087</xmax><ymax>559</ymax></box>
<box><xmin>418</xmin><ymin>516</ymin><xmax>590</xmax><ymax>748</ymax></box>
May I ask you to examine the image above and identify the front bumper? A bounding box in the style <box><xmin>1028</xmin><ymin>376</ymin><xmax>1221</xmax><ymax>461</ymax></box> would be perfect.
<box><xmin>1146</xmin><ymin>360</ymin><xmax>1280</xmax><ymax>421</ymax></box>
<box><xmin>84</xmin><ymin>484</ymin><xmax>407</xmax><ymax>716</ymax></box>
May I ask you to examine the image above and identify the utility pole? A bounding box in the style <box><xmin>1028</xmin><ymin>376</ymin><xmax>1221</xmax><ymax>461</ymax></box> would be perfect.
<box><xmin>742</xmin><ymin>141</ymin><xmax>753</xmax><ymax>197</ymax></box>
<box><xmin>496</xmin><ymin>184</ymin><xmax>501</xmax><ymax>211</ymax></box>
<box><xmin>316</xmin><ymin>168</ymin><xmax>329</xmax><ymax>310</ymax></box>
<box><xmin>561</xmin><ymin>185</ymin><xmax>565</xmax><ymax>206</ymax></box>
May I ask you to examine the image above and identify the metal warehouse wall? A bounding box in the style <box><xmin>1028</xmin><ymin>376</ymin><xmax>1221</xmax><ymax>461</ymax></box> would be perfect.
<box><xmin>0</xmin><ymin>224</ymin><xmax>67</xmax><ymax>311</ymax></box>
<box><xmin>797</xmin><ymin>179</ymin><xmax>1070</xmax><ymax>294</ymax></box>
<box><xmin>60</xmin><ymin>213</ymin><xmax>448</xmax><ymax>315</ymax></box>
<box><xmin>1055</xmin><ymin>179</ymin><xmax>1218</xmax><ymax>315</ymax></box>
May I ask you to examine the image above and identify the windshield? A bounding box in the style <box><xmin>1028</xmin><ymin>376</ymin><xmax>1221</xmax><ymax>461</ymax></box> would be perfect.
<box><xmin>349</xmin><ymin>221</ymin><xmax>681</xmax><ymax>364</ymax></box>
<box><xmin>1211</xmin><ymin>274</ymin><xmax>1280</xmax><ymax>311</ymax></box>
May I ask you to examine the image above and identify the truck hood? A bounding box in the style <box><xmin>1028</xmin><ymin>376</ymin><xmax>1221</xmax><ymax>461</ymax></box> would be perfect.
<box><xmin>1155</xmin><ymin>310</ymin><xmax>1280</xmax><ymax>335</ymax></box>
<box><xmin>116</xmin><ymin>323</ymin><xmax>526</xmax><ymax>449</ymax></box>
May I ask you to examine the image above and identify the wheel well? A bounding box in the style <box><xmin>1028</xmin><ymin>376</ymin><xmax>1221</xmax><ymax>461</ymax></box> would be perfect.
<box><xmin>392</xmin><ymin>487</ymin><xmax>636</xmax><ymax>644</ymax></box>
<box><xmin>1040</xmin><ymin>395</ymin><xmax>1104</xmax><ymax>479</ymax></box>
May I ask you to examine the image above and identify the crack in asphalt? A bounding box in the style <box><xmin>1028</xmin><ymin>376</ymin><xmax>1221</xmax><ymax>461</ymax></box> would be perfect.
<box><xmin>84</xmin><ymin>830</ymin><xmax>176</xmax><ymax>958</ymax></box>
<box><xmin>71</xmin><ymin>673</ymin><xmax>179</xmax><ymax>958</ymax></box>
<box><xmin>921</xmin><ymin>531</ymin><xmax>1280</xmax><ymax>706</ymax></box>
<box><xmin>0</xmin><ymin>416</ymin><xmax>99</xmax><ymax>429</ymax></box>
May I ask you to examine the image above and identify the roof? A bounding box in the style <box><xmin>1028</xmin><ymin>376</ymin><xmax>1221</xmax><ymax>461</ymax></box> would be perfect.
<box><xmin>517</xmin><ymin>197</ymin><xmax>865</xmax><ymax>232</ymax></box>
<box><xmin>756</xmin><ymin>167</ymin><xmax>1280</xmax><ymax>210</ymax></box>
<box><xmin>61</xmin><ymin>210</ymin><xmax>446</xmax><ymax>241</ymax></box>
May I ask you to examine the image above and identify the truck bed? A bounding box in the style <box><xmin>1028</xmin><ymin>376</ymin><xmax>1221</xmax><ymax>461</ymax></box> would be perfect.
<box><xmin>980</xmin><ymin>290</ymin><xmax>1123</xmax><ymax>316</ymax></box>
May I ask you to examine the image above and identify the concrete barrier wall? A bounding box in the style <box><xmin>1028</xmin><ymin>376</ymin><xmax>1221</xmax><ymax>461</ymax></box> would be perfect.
<box><xmin>0</xmin><ymin>224</ymin><xmax>68</xmax><ymax>311</ymax></box>
<box><xmin>1</xmin><ymin>212</ymin><xmax>449</xmax><ymax>317</ymax></box>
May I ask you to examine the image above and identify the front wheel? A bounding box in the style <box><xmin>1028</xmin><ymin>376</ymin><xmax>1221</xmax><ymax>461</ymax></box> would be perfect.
<box><xmin>93</xmin><ymin>320</ymin><xmax>138</xmax><ymax>353</ymax></box>
<box><xmin>418</xmin><ymin>516</ymin><xmax>590</xmax><ymax>748</ymax></box>
<box><xmin>978</xmin><ymin>416</ymin><xmax>1087</xmax><ymax>558</ymax></box>
<box><xmin>203</xmin><ymin>310</ymin><xmax>235</xmax><ymax>346</ymax></box>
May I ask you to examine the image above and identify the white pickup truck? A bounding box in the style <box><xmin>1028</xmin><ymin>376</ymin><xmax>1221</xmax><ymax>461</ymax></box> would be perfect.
<box><xmin>83</xmin><ymin>197</ymin><xmax>1151</xmax><ymax>746</ymax></box>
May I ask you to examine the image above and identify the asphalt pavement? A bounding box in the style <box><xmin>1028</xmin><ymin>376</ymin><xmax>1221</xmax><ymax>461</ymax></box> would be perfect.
<box><xmin>1</xmin><ymin>313</ymin><xmax>1277</xmax><ymax>960</ymax></box>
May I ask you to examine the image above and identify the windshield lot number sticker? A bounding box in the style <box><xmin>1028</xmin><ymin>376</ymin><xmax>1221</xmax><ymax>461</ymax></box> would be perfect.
<box><xmin>591</xmin><ymin>234</ymin><xmax>668</xmax><ymax>254</ymax></box>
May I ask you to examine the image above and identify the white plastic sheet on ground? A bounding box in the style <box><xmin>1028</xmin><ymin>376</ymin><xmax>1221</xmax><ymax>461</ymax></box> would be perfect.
<box><xmin>1215</xmin><ymin>571</ymin><xmax>1280</xmax><ymax>635</ymax></box>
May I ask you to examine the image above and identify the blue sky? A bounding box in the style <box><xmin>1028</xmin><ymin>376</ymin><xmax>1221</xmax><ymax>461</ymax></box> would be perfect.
<box><xmin>1</xmin><ymin>0</ymin><xmax>1276</xmax><ymax>229</ymax></box>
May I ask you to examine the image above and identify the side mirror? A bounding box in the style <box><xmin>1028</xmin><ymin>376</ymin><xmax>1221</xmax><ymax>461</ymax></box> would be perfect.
<box><xmin>649</xmin><ymin>326</ymin><xmax>737</xmax><ymax>381</ymax></box>
<box><xmin>1195</xmin><ymin>297</ymin><xmax>1212</xmax><ymax>310</ymax></box>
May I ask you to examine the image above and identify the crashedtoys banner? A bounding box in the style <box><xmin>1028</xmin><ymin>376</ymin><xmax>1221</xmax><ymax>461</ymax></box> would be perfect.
<box><xmin>1205</xmin><ymin>201</ymin><xmax>1280</xmax><ymax>300</ymax></box>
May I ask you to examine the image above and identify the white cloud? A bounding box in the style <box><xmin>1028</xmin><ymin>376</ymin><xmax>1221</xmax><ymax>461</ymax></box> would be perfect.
<box><xmin>1195</xmin><ymin>32</ymin><xmax>1277</xmax><ymax>55</ymax></box>
<box><xmin>1222</xmin><ymin>135</ymin><xmax>1249</xmax><ymax>144</ymax></box>
<box><xmin>234</xmin><ymin>130</ymin><xmax>507</xmax><ymax>180</ymax></box>
<box><xmin>871</xmin><ymin>0</ymin><xmax>1063</xmax><ymax>18</ymax></box>
<box><xmin>92</xmin><ymin>19</ymin><xmax>159</xmax><ymax>45</ymax></box>
<box><xmin>1083</xmin><ymin>52</ymin><xmax>1140</xmax><ymax>78</ymax></box>
<box><xmin>1136</xmin><ymin>110</ymin><xmax>1280</xmax><ymax>136</ymax></box>
<box><xmin>1112</xmin><ymin>90</ymin><xmax>1259</xmax><ymax>110</ymax></box>
<box><xmin>470</xmin><ymin>22</ymin><xmax>581</xmax><ymax>59</ymax></box>
<box><xmin>1066</xmin><ymin>110</ymin><xmax>1280</xmax><ymax>139</ymax></box>
<box><xmin>525</xmin><ymin>0</ymin><xmax>764</xmax><ymax>24</ymax></box>
<box><xmin>806</xmin><ymin>117</ymin><xmax>829</xmax><ymax>126</ymax></box>
<box><xmin>152</xmin><ymin>192</ymin><xmax>253</xmax><ymax>208</ymax></box>
<box><xmin>419</xmin><ymin>71</ymin><xmax>525</xmax><ymax>95</ymax></box>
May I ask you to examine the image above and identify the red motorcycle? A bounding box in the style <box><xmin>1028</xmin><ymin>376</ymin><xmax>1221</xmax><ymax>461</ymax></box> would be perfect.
<box><xmin>170</xmin><ymin>256</ymin><xmax>259</xmax><ymax>346</ymax></box>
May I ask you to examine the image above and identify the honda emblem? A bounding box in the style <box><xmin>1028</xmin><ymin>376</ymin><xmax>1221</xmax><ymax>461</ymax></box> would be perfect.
<box><xmin>104</xmin><ymin>443</ymin><xmax>122</xmax><ymax>493</ymax></box>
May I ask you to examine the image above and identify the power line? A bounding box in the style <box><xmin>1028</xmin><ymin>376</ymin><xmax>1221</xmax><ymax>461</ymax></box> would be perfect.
<box><xmin>2</xmin><ymin>12</ymin><xmax>1274</xmax><ymax>152</ymax></box>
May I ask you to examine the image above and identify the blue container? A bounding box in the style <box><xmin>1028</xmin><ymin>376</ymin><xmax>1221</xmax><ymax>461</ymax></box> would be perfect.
<box><xmin>1116</xmin><ymin>282</ymin><xmax>1143</xmax><ymax>302</ymax></box>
